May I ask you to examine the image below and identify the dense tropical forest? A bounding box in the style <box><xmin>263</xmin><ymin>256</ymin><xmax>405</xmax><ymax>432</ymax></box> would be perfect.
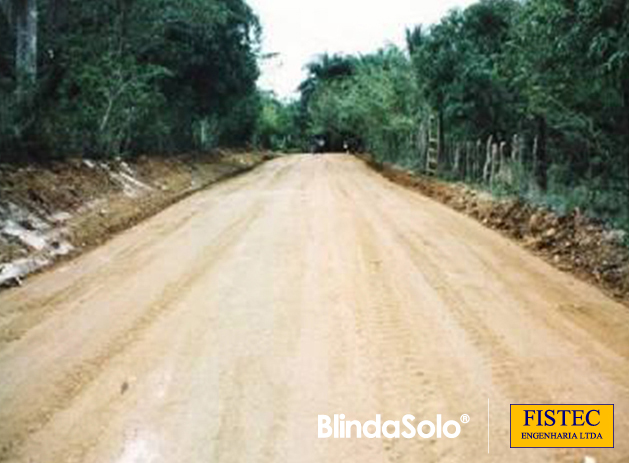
<box><xmin>0</xmin><ymin>0</ymin><xmax>261</xmax><ymax>157</ymax></box>
<box><xmin>1</xmin><ymin>0</ymin><xmax>628</xmax><ymax>230</ymax></box>
<box><xmin>259</xmin><ymin>0</ymin><xmax>629</xmax><ymax>231</ymax></box>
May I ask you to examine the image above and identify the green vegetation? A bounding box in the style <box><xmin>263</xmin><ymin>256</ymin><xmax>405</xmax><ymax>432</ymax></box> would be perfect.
<box><xmin>1</xmin><ymin>0</ymin><xmax>261</xmax><ymax>158</ymax></box>
<box><xmin>1</xmin><ymin>0</ymin><xmax>628</xmax><ymax>231</ymax></box>
<box><xmin>254</xmin><ymin>91</ymin><xmax>302</xmax><ymax>152</ymax></box>
<box><xmin>281</xmin><ymin>0</ymin><xmax>629</xmax><ymax>231</ymax></box>
<box><xmin>296</xmin><ymin>49</ymin><xmax>420</xmax><ymax>160</ymax></box>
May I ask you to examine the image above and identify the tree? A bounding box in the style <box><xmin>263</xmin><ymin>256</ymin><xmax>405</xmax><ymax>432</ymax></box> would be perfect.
<box><xmin>1</xmin><ymin>0</ymin><xmax>262</xmax><ymax>157</ymax></box>
<box><xmin>292</xmin><ymin>0</ymin><xmax>629</xmax><ymax>228</ymax></box>
<box><xmin>297</xmin><ymin>47</ymin><xmax>418</xmax><ymax>159</ymax></box>
<box><xmin>1</xmin><ymin>0</ymin><xmax>38</xmax><ymax>93</ymax></box>
<box><xmin>407</xmin><ymin>0</ymin><xmax>519</xmax><ymax>141</ymax></box>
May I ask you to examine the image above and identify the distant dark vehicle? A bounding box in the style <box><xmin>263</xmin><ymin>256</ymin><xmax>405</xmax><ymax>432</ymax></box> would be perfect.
<box><xmin>310</xmin><ymin>137</ymin><xmax>326</xmax><ymax>154</ymax></box>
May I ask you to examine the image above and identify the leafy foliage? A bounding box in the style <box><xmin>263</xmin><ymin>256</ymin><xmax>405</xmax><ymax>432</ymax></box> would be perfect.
<box><xmin>293</xmin><ymin>50</ymin><xmax>419</xmax><ymax>158</ymax></box>
<box><xmin>283</xmin><ymin>0</ymin><xmax>629</xmax><ymax>229</ymax></box>
<box><xmin>1</xmin><ymin>0</ymin><xmax>261</xmax><ymax>158</ymax></box>
<box><xmin>254</xmin><ymin>91</ymin><xmax>302</xmax><ymax>151</ymax></box>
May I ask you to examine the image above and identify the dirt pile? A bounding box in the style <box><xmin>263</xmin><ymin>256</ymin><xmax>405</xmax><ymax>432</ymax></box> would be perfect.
<box><xmin>369</xmin><ymin>159</ymin><xmax>629</xmax><ymax>302</ymax></box>
<box><xmin>0</xmin><ymin>152</ymin><xmax>269</xmax><ymax>286</ymax></box>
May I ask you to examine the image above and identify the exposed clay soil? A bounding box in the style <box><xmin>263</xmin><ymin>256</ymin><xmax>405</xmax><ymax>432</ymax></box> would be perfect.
<box><xmin>0</xmin><ymin>151</ymin><xmax>270</xmax><ymax>286</ymax></box>
<box><xmin>1</xmin><ymin>155</ymin><xmax>628</xmax><ymax>463</ymax></box>
<box><xmin>368</xmin><ymin>159</ymin><xmax>629</xmax><ymax>303</ymax></box>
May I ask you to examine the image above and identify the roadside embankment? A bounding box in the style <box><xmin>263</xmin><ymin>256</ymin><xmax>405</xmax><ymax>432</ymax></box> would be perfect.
<box><xmin>0</xmin><ymin>152</ymin><xmax>270</xmax><ymax>287</ymax></box>
<box><xmin>366</xmin><ymin>158</ymin><xmax>629</xmax><ymax>303</ymax></box>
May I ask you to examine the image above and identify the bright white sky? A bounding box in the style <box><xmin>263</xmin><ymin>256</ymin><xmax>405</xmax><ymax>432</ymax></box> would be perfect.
<box><xmin>247</xmin><ymin>0</ymin><xmax>478</xmax><ymax>99</ymax></box>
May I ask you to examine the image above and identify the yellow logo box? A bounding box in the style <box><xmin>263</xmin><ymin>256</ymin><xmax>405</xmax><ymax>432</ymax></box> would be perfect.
<box><xmin>511</xmin><ymin>405</ymin><xmax>614</xmax><ymax>448</ymax></box>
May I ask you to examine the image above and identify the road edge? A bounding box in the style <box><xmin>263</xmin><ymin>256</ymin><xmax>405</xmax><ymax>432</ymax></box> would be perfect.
<box><xmin>362</xmin><ymin>156</ymin><xmax>629</xmax><ymax>306</ymax></box>
<box><xmin>0</xmin><ymin>153</ymin><xmax>275</xmax><ymax>290</ymax></box>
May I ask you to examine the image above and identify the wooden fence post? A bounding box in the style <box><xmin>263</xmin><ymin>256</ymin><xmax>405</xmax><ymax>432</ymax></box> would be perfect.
<box><xmin>426</xmin><ymin>115</ymin><xmax>439</xmax><ymax>175</ymax></box>
<box><xmin>490</xmin><ymin>142</ymin><xmax>499</xmax><ymax>188</ymax></box>
<box><xmin>532</xmin><ymin>135</ymin><xmax>539</xmax><ymax>175</ymax></box>
<box><xmin>483</xmin><ymin>135</ymin><xmax>493</xmax><ymax>184</ymax></box>
<box><xmin>498</xmin><ymin>140</ymin><xmax>514</xmax><ymax>186</ymax></box>
<box><xmin>475</xmin><ymin>139</ymin><xmax>482</xmax><ymax>181</ymax></box>
<box><xmin>512</xmin><ymin>134</ymin><xmax>521</xmax><ymax>166</ymax></box>
<box><xmin>534</xmin><ymin>116</ymin><xmax>548</xmax><ymax>191</ymax></box>
<box><xmin>453</xmin><ymin>141</ymin><xmax>460</xmax><ymax>177</ymax></box>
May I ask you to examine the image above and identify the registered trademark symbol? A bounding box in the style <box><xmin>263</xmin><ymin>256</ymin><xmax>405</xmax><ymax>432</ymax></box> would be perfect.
<box><xmin>460</xmin><ymin>414</ymin><xmax>470</xmax><ymax>424</ymax></box>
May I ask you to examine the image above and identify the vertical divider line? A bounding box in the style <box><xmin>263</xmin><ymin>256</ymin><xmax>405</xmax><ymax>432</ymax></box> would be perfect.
<box><xmin>488</xmin><ymin>398</ymin><xmax>490</xmax><ymax>454</ymax></box>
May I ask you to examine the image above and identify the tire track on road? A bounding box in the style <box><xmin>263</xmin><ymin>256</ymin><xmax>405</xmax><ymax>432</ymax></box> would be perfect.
<box><xmin>0</xmin><ymin>188</ymin><xmax>268</xmax><ymax>462</ymax></box>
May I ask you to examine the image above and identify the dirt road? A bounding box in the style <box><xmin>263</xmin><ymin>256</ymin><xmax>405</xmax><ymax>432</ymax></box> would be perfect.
<box><xmin>1</xmin><ymin>155</ymin><xmax>628</xmax><ymax>462</ymax></box>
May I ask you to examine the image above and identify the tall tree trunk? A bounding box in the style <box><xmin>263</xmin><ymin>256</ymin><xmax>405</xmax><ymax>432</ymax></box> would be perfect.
<box><xmin>0</xmin><ymin>0</ymin><xmax>12</xmax><ymax>24</ymax></box>
<box><xmin>623</xmin><ymin>88</ymin><xmax>629</xmax><ymax>218</ymax></box>
<box><xmin>535</xmin><ymin>115</ymin><xmax>548</xmax><ymax>191</ymax></box>
<box><xmin>14</xmin><ymin>0</ymin><xmax>37</xmax><ymax>93</ymax></box>
<box><xmin>437</xmin><ymin>108</ymin><xmax>445</xmax><ymax>170</ymax></box>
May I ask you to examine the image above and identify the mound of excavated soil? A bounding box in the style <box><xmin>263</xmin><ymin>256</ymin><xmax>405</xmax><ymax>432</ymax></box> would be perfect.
<box><xmin>0</xmin><ymin>152</ymin><xmax>270</xmax><ymax>286</ymax></box>
<box><xmin>369</xmin><ymin>159</ymin><xmax>629</xmax><ymax>303</ymax></box>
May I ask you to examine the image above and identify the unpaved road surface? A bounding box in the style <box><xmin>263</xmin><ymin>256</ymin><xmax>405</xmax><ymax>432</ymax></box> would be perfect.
<box><xmin>1</xmin><ymin>155</ymin><xmax>628</xmax><ymax>463</ymax></box>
